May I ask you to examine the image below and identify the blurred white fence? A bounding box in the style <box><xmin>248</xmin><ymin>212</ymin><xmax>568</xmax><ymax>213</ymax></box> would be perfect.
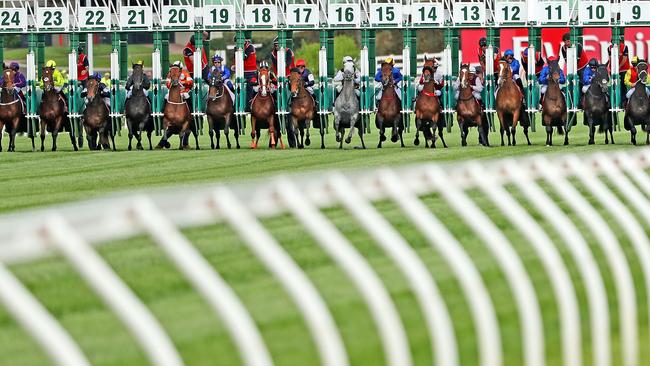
<box><xmin>1</xmin><ymin>149</ymin><xmax>650</xmax><ymax>366</ymax></box>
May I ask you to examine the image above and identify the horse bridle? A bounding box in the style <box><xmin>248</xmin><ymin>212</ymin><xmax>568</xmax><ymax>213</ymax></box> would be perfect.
<box><xmin>208</xmin><ymin>76</ymin><xmax>224</xmax><ymax>101</ymax></box>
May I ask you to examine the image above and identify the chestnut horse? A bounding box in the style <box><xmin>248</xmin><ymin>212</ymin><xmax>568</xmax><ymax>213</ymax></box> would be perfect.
<box><xmin>376</xmin><ymin>62</ymin><xmax>404</xmax><ymax>148</ymax></box>
<box><xmin>495</xmin><ymin>60</ymin><xmax>530</xmax><ymax>146</ymax></box>
<box><xmin>0</xmin><ymin>69</ymin><xmax>22</xmax><ymax>152</ymax></box>
<box><xmin>157</xmin><ymin>66</ymin><xmax>198</xmax><ymax>150</ymax></box>
<box><xmin>288</xmin><ymin>69</ymin><xmax>314</xmax><ymax>149</ymax></box>
<box><xmin>414</xmin><ymin>66</ymin><xmax>446</xmax><ymax>148</ymax></box>
<box><xmin>82</xmin><ymin>77</ymin><xmax>114</xmax><ymax>150</ymax></box>
<box><xmin>39</xmin><ymin>67</ymin><xmax>77</xmax><ymax>152</ymax></box>
<box><xmin>456</xmin><ymin>64</ymin><xmax>489</xmax><ymax>147</ymax></box>
<box><xmin>206</xmin><ymin>69</ymin><xmax>239</xmax><ymax>149</ymax></box>
<box><xmin>541</xmin><ymin>59</ymin><xmax>568</xmax><ymax>146</ymax></box>
<box><xmin>251</xmin><ymin>68</ymin><xmax>283</xmax><ymax>149</ymax></box>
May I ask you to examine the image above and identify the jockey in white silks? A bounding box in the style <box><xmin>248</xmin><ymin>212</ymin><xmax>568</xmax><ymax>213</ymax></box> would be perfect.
<box><xmin>333</xmin><ymin>56</ymin><xmax>361</xmax><ymax>97</ymax></box>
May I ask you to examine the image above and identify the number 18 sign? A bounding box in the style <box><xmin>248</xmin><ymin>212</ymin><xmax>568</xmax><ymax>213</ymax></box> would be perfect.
<box><xmin>244</xmin><ymin>4</ymin><xmax>277</xmax><ymax>27</ymax></box>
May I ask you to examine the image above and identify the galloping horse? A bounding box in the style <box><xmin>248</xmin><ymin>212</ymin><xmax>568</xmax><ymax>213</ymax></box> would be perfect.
<box><xmin>624</xmin><ymin>62</ymin><xmax>650</xmax><ymax>145</ymax></box>
<box><xmin>126</xmin><ymin>64</ymin><xmax>154</xmax><ymax>150</ymax></box>
<box><xmin>495</xmin><ymin>60</ymin><xmax>530</xmax><ymax>146</ymax></box>
<box><xmin>414</xmin><ymin>66</ymin><xmax>446</xmax><ymax>148</ymax></box>
<box><xmin>456</xmin><ymin>64</ymin><xmax>488</xmax><ymax>146</ymax></box>
<box><xmin>541</xmin><ymin>59</ymin><xmax>568</xmax><ymax>146</ymax></box>
<box><xmin>82</xmin><ymin>77</ymin><xmax>114</xmax><ymax>150</ymax></box>
<box><xmin>288</xmin><ymin>69</ymin><xmax>315</xmax><ymax>149</ymax></box>
<box><xmin>333</xmin><ymin>65</ymin><xmax>363</xmax><ymax>149</ymax></box>
<box><xmin>157</xmin><ymin>65</ymin><xmax>198</xmax><ymax>150</ymax></box>
<box><xmin>583</xmin><ymin>65</ymin><xmax>613</xmax><ymax>145</ymax></box>
<box><xmin>206</xmin><ymin>69</ymin><xmax>239</xmax><ymax>149</ymax></box>
<box><xmin>39</xmin><ymin>67</ymin><xmax>77</xmax><ymax>152</ymax></box>
<box><xmin>376</xmin><ymin>62</ymin><xmax>404</xmax><ymax>148</ymax></box>
<box><xmin>0</xmin><ymin>68</ymin><xmax>22</xmax><ymax>152</ymax></box>
<box><xmin>250</xmin><ymin>68</ymin><xmax>283</xmax><ymax>149</ymax></box>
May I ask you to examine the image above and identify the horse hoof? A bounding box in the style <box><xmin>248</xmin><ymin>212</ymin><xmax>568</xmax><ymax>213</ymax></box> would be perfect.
<box><xmin>632</xmin><ymin>138</ymin><xmax>637</xmax><ymax>145</ymax></box>
<box><xmin>298</xmin><ymin>145</ymin><xmax>304</xmax><ymax>149</ymax></box>
<box><xmin>380</xmin><ymin>135</ymin><xmax>387</xmax><ymax>142</ymax></box>
<box><xmin>589</xmin><ymin>140</ymin><xmax>595</xmax><ymax>145</ymax></box>
<box><xmin>564</xmin><ymin>141</ymin><xmax>569</xmax><ymax>146</ymax></box>
<box><xmin>137</xmin><ymin>144</ymin><xmax>143</xmax><ymax>151</ymax></box>
<box><xmin>211</xmin><ymin>144</ymin><xmax>215</xmax><ymax>149</ymax></box>
<box><xmin>345</xmin><ymin>137</ymin><xmax>352</xmax><ymax>144</ymax></box>
<box><xmin>305</xmin><ymin>138</ymin><xmax>311</xmax><ymax>146</ymax></box>
<box><xmin>321</xmin><ymin>145</ymin><xmax>325</xmax><ymax>149</ymax></box>
<box><xmin>335</xmin><ymin>135</ymin><xmax>342</xmax><ymax>143</ymax></box>
<box><xmin>390</xmin><ymin>135</ymin><xmax>398</xmax><ymax>143</ymax></box>
<box><xmin>414</xmin><ymin>138</ymin><xmax>420</xmax><ymax>146</ymax></box>
<box><xmin>128</xmin><ymin>145</ymin><xmax>132</xmax><ymax>151</ymax></box>
<box><xmin>52</xmin><ymin>147</ymin><xmax>57</xmax><ymax>152</ymax></box>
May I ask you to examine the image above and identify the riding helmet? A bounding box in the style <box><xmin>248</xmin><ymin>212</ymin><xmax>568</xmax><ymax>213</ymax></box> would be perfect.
<box><xmin>92</xmin><ymin>72</ymin><xmax>102</xmax><ymax>80</ymax></box>
<box><xmin>385</xmin><ymin>57</ymin><xmax>394</xmax><ymax>65</ymax></box>
<box><xmin>504</xmin><ymin>49</ymin><xmax>514</xmax><ymax>57</ymax></box>
<box><xmin>588</xmin><ymin>58</ymin><xmax>598</xmax><ymax>68</ymax></box>
<box><xmin>296</xmin><ymin>59</ymin><xmax>306</xmax><ymax>67</ymax></box>
<box><xmin>9</xmin><ymin>62</ymin><xmax>19</xmax><ymax>71</ymax></box>
<box><xmin>259</xmin><ymin>60</ymin><xmax>270</xmax><ymax>69</ymax></box>
<box><xmin>342</xmin><ymin>56</ymin><xmax>354</xmax><ymax>64</ymax></box>
<box><xmin>133</xmin><ymin>60</ymin><xmax>144</xmax><ymax>68</ymax></box>
<box><xmin>562</xmin><ymin>33</ymin><xmax>571</xmax><ymax>42</ymax></box>
<box><xmin>469</xmin><ymin>66</ymin><xmax>477</xmax><ymax>74</ymax></box>
<box><xmin>172</xmin><ymin>60</ymin><xmax>183</xmax><ymax>69</ymax></box>
<box><xmin>632</xmin><ymin>56</ymin><xmax>639</xmax><ymax>66</ymax></box>
<box><xmin>213</xmin><ymin>55</ymin><xmax>223</xmax><ymax>63</ymax></box>
<box><xmin>479</xmin><ymin>37</ymin><xmax>487</xmax><ymax>47</ymax></box>
<box><xmin>272</xmin><ymin>36</ymin><xmax>279</xmax><ymax>44</ymax></box>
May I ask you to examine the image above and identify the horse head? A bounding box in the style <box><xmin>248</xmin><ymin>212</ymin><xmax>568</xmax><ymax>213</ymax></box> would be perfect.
<box><xmin>167</xmin><ymin>66</ymin><xmax>181</xmax><ymax>87</ymax></box>
<box><xmin>498</xmin><ymin>60</ymin><xmax>512</xmax><ymax>85</ymax></box>
<box><xmin>258</xmin><ymin>68</ymin><xmax>270</xmax><ymax>96</ymax></box>
<box><xmin>548</xmin><ymin>60</ymin><xmax>561</xmax><ymax>84</ymax></box>
<box><xmin>459</xmin><ymin>64</ymin><xmax>470</xmax><ymax>88</ymax></box>
<box><xmin>132</xmin><ymin>65</ymin><xmax>144</xmax><ymax>90</ymax></box>
<box><xmin>42</xmin><ymin>67</ymin><xmax>54</xmax><ymax>92</ymax></box>
<box><xmin>2</xmin><ymin>68</ymin><xmax>15</xmax><ymax>90</ymax></box>
<box><xmin>638</xmin><ymin>62</ymin><xmax>648</xmax><ymax>86</ymax></box>
<box><xmin>594</xmin><ymin>65</ymin><xmax>609</xmax><ymax>93</ymax></box>
<box><xmin>86</xmin><ymin>77</ymin><xmax>99</xmax><ymax>102</ymax></box>
<box><xmin>381</xmin><ymin>62</ymin><xmax>393</xmax><ymax>88</ymax></box>
<box><xmin>289</xmin><ymin>69</ymin><xmax>303</xmax><ymax>98</ymax></box>
<box><xmin>422</xmin><ymin>66</ymin><xmax>433</xmax><ymax>83</ymax></box>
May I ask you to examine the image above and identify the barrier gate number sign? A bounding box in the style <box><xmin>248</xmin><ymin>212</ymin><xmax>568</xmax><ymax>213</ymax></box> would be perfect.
<box><xmin>78</xmin><ymin>7</ymin><xmax>110</xmax><ymax>31</ymax></box>
<box><xmin>36</xmin><ymin>6</ymin><xmax>69</xmax><ymax>31</ymax></box>
<box><xmin>119</xmin><ymin>6</ymin><xmax>153</xmax><ymax>29</ymax></box>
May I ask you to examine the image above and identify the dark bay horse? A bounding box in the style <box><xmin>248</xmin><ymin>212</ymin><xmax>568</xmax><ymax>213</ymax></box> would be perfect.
<box><xmin>82</xmin><ymin>78</ymin><xmax>114</xmax><ymax>150</ymax></box>
<box><xmin>333</xmin><ymin>66</ymin><xmax>364</xmax><ymax>149</ymax></box>
<box><xmin>39</xmin><ymin>67</ymin><xmax>77</xmax><ymax>152</ymax></box>
<box><xmin>157</xmin><ymin>65</ymin><xmax>198</xmax><ymax>150</ymax></box>
<box><xmin>414</xmin><ymin>66</ymin><xmax>446</xmax><ymax>148</ymax></box>
<box><xmin>624</xmin><ymin>62</ymin><xmax>650</xmax><ymax>145</ymax></box>
<box><xmin>456</xmin><ymin>64</ymin><xmax>489</xmax><ymax>147</ymax></box>
<box><xmin>206</xmin><ymin>70</ymin><xmax>239</xmax><ymax>149</ymax></box>
<box><xmin>288</xmin><ymin>69</ymin><xmax>314</xmax><ymax>149</ymax></box>
<box><xmin>541</xmin><ymin>60</ymin><xmax>568</xmax><ymax>146</ymax></box>
<box><xmin>126</xmin><ymin>64</ymin><xmax>154</xmax><ymax>150</ymax></box>
<box><xmin>0</xmin><ymin>69</ymin><xmax>22</xmax><ymax>152</ymax></box>
<box><xmin>583</xmin><ymin>65</ymin><xmax>613</xmax><ymax>145</ymax></box>
<box><xmin>496</xmin><ymin>60</ymin><xmax>530</xmax><ymax>146</ymax></box>
<box><xmin>376</xmin><ymin>62</ymin><xmax>404</xmax><ymax>148</ymax></box>
<box><xmin>250</xmin><ymin>68</ymin><xmax>283</xmax><ymax>149</ymax></box>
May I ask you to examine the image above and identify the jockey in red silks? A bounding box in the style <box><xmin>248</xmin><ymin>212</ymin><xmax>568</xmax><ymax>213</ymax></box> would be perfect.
<box><xmin>417</xmin><ymin>56</ymin><xmax>444</xmax><ymax>97</ymax></box>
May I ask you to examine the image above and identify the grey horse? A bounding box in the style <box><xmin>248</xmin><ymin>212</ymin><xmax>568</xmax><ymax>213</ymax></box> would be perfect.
<box><xmin>333</xmin><ymin>64</ymin><xmax>364</xmax><ymax>149</ymax></box>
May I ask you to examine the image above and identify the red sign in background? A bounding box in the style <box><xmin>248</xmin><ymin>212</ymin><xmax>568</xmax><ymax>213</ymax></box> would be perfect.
<box><xmin>461</xmin><ymin>27</ymin><xmax>650</xmax><ymax>64</ymax></box>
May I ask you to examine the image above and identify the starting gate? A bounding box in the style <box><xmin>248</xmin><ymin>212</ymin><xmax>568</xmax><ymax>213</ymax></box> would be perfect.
<box><xmin>0</xmin><ymin>0</ymin><xmax>647</xmax><ymax>140</ymax></box>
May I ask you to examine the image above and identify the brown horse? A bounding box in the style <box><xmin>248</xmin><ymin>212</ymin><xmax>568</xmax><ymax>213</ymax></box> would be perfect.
<box><xmin>495</xmin><ymin>60</ymin><xmax>530</xmax><ymax>146</ymax></box>
<box><xmin>206</xmin><ymin>69</ymin><xmax>239</xmax><ymax>149</ymax></box>
<box><xmin>414</xmin><ymin>66</ymin><xmax>446</xmax><ymax>148</ymax></box>
<box><xmin>39</xmin><ymin>67</ymin><xmax>77</xmax><ymax>152</ymax></box>
<box><xmin>157</xmin><ymin>66</ymin><xmax>198</xmax><ymax>150</ymax></box>
<box><xmin>0</xmin><ymin>69</ymin><xmax>22</xmax><ymax>152</ymax></box>
<box><xmin>456</xmin><ymin>64</ymin><xmax>489</xmax><ymax>147</ymax></box>
<box><xmin>541</xmin><ymin>59</ymin><xmax>568</xmax><ymax>146</ymax></box>
<box><xmin>376</xmin><ymin>62</ymin><xmax>404</xmax><ymax>148</ymax></box>
<box><xmin>288</xmin><ymin>69</ymin><xmax>315</xmax><ymax>149</ymax></box>
<box><xmin>250</xmin><ymin>68</ymin><xmax>283</xmax><ymax>149</ymax></box>
<box><xmin>82</xmin><ymin>78</ymin><xmax>114</xmax><ymax>150</ymax></box>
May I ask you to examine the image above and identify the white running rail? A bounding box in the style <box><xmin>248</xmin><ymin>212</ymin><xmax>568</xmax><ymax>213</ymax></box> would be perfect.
<box><xmin>2</xmin><ymin>149</ymin><xmax>650</xmax><ymax>366</ymax></box>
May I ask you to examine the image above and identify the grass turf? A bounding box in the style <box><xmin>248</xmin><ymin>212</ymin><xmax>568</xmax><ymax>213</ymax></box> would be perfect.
<box><xmin>0</xmin><ymin>118</ymin><xmax>648</xmax><ymax>365</ymax></box>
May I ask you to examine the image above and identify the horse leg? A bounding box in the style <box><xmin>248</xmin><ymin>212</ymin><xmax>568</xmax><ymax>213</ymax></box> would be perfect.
<box><xmin>609</xmin><ymin>116</ymin><xmax>615</xmax><ymax>145</ymax></box>
<box><xmin>346</xmin><ymin>118</ymin><xmax>356</xmax><ymax>145</ymax></box>
<box><xmin>631</xmin><ymin>124</ymin><xmax>637</xmax><ymax>145</ymax></box>
<box><xmin>305</xmin><ymin>119</ymin><xmax>311</xmax><ymax>147</ymax></box>
<box><xmin>40</xmin><ymin>122</ymin><xmax>46</xmax><ymax>152</ymax></box>
<box><xmin>250</xmin><ymin>116</ymin><xmax>258</xmax><ymax>149</ymax></box>
<box><xmin>588</xmin><ymin>118</ymin><xmax>595</xmax><ymax>145</ymax></box>
<box><xmin>147</xmin><ymin>130</ymin><xmax>153</xmax><ymax>150</ymax></box>
<box><xmin>215</xmin><ymin>127</ymin><xmax>221</xmax><ymax>149</ymax></box>
<box><xmin>156</xmin><ymin>127</ymin><xmax>170</xmax><ymax>149</ymax></box>
<box><xmin>9</xmin><ymin>121</ymin><xmax>17</xmax><ymax>152</ymax></box>
<box><xmin>459</xmin><ymin>120</ymin><xmax>467</xmax><ymax>147</ymax></box>
<box><xmin>224</xmin><ymin>116</ymin><xmax>232</xmax><ymax>149</ymax></box>
<box><xmin>414</xmin><ymin>118</ymin><xmax>421</xmax><ymax>146</ymax></box>
<box><xmin>233</xmin><ymin>120</ymin><xmax>241</xmax><ymax>149</ymax></box>
<box><xmin>208</xmin><ymin>116</ymin><xmax>215</xmax><ymax>149</ymax></box>
<box><xmin>276</xmin><ymin>116</ymin><xmax>285</xmax><ymax>150</ymax></box>
<box><xmin>358</xmin><ymin>125</ymin><xmax>366</xmax><ymax>149</ymax></box>
<box><xmin>563</xmin><ymin>116</ymin><xmax>569</xmax><ymax>146</ymax></box>
<box><xmin>51</xmin><ymin>129</ymin><xmax>58</xmax><ymax>152</ymax></box>
<box><xmin>298</xmin><ymin>123</ymin><xmax>305</xmax><ymax>149</ymax></box>
<box><xmin>511</xmin><ymin>110</ymin><xmax>519</xmax><ymax>147</ymax></box>
<box><xmin>647</xmin><ymin>124</ymin><xmax>650</xmax><ymax>145</ymax></box>
<box><xmin>110</xmin><ymin>128</ymin><xmax>116</xmax><ymax>151</ymax></box>
<box><xmin>193</xmin><ymin>125</ymin><xmax>200</xmax><ymax>150</ymax></box>
<box><xmin>398</xmin><ymin>116</ymin><xmax>405</xmax><ymax>148</ymax></box>
<box><xmin>127</xmin><ymin>120</ymin><xmax>134</xmax><ymax>151</ymax></box>
<box><xmin>523</xmin><ymin>124</ymin><xmax>531</xmax><ymax>146</ymax></box>
<box><xmin>510</xmin><ymin>125</ymin><xmax>517</xmax><ymax>146</ymax></box>
<box><xmin>438</xmin><ymin>124</ymin><xmax>448</xmax><ymax>148</ymax></box>
<box><xmin>546</xmin><ymin>124</ymin><xmax>553</xmax><ymax>146</ymax></box>
<box><xmin>497</xmin><ymin>111</ymin><xmax>505</xmax><ymax>146</ymax></box>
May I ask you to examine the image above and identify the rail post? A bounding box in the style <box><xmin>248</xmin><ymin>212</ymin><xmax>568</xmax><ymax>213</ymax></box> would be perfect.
<box><xmin>192</xmin><ymin>30</ymin><xmax>204</xmax><ymax>135</ymax></box>
<box><xmin>443</xmin><ymin>27</ymin><xmax>458</xmax><ymax>132</ymax></box>
<box><xmin>526</xmin><ymin>25</ymin><xmax>541</xmax><ymax>132</ymax></box>
<box><xmin>234</xmin><ymin>30</ymin><xmax>246</xmax><ymax>135</ymax></box>
<box><xmin>610</xmin><ymin>26</ymin><xmax>623</xmax><ymax>130</ymax></box>
<box><xmin>360</xmin><ymin>28</ymin><xmax>375</xmax><ymax>133</ymax></box>
<box><xmin>276</xmin><ymin>29</ymin><xmax>288</xmax><ymax>135</ymax></box>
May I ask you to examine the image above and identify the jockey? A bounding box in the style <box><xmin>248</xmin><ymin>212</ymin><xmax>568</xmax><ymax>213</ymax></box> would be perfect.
<box><xmin>538</xmin><ymin>56</ymin><xmax>566</xmax><ymax>101</ymax></box>
<box><xmin>478</xmin><ymin>37</ymin><xmax>500</xmax><ymax>78</ymax></box>
<box><xmin>270</xmin><ymin>37</ymin><xmax>295</xmax><ymax>76</ymax></box>
<box><xmin>77</xmin><ymin>46</ymin><xmax>89</xmax><ymax>87</ymax></box>
<box><xmin>625</xmin><ymin>58</ymin><xmax>650</xmax><ymax>99</ymax></box>
<box><xmin>233</xmin><ymin>35</ymin><xmax>257</xmax><ymax>110</ymax></box>
<box><xmin>207</xmin><ymin>55</ymin><xmax>234</xmax><ymax>92</ymax></box>
<box><xmin>581</xmin><ymin>58</ymin><xmax>601</xmax><ymax>93</ymax></box>
<box><xmin>333</xmin><ymin>56</ymin><xmax>361</xmax><ymax>97</ymax></box>
<box><xmin>101</xmin><ymin>72</ymin><xmax>111</xmax><ymax>89</ymax></box>
<box><xmin>502</xmin><ymin>49</ymin><xmax>525</xmax><ymax>91</ymax></box>
<box><xmin>520</xmin><ymin>48</ymin><xmax>545</xmax><ymax>79</ymax></box>
<box><xmin>125</xmin><ymin>60</ymin><xmax>151</xmax><ymax>99</ymax></box>
<box><xmin>251</xmin><ymin>60</ymin><xmax>277</xmax><ymax>95</ymax></box>
<box><xmin>6</xmin><ymin>62</ymin><xmax>26</xmax><ymax>113</ymax></box>
<box><xmin>183</xmin><ymin>32</ymin><xmax>209</xmax><ymax>77</ymax></box>
<box><xmin>40</xmin><ymin>60</ymin><xmax>65</xmax><ymax>92</ymax></box>
<box><xmin>608</xmin><ymin>35</ymin><xmax>631</xmax><ymax>103</ymax></box>
<box><xmin>295</xmin><ymin>59</ymin><xmax>318</xmax><ymax>109</ymax></box>
<box><xmin>453</xmin><ymin>65</ymin><xmax>483</xmax><ymax>105</ymax></box>
<box><xmin>559</xmin><ymin>32</ymin><xmax>589</xmax><ymax>86</ymax></box>
<box><xmin>80</xmin><ymin>72</ymin><xmax>111</xmax><ymax>109</ymax></box>
<box><xmin>417</xmin><ymin>58</ymin><xmax>444</xmax><ymax>97</ymax></box>
<box><xmin>374</xmin><ymin>56</ymin><xmax>403</xmax><ymax>101</ymax></box>
<box><xmin>166</xmin><ymin>61</ymin><xmax>193</xmax><ymax>101</ymax></box>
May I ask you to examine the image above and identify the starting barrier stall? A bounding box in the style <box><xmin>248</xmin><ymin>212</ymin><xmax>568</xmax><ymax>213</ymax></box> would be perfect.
<box><xmin>2</xmin><ymin>1</ymin><xmax>649</xmax><ymax>139</ymax></box>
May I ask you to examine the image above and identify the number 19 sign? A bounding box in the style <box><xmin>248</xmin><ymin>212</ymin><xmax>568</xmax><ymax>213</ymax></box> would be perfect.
<box><xmin>203</xmin><ymin>5</ymin><xmax>235</xmax><ymax>29</ymax></box>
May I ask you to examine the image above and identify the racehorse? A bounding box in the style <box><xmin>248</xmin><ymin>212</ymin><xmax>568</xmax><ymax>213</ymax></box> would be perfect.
<box><xmin>583</xmin><ymin>65</ymin><xmax>613</xmax><ymax>145</ymax></box>
<box><xmin>456</xmin><ymin>64</ymin><xmax>489</xmax><ymax>147</ymax></box>
<box><xmin>0</xmin><ymin>68</ymin><xmax>22</xmax><ymax>152</ymax></box>
<box><xmin>82</xmin><ymin>77</ymin><xmax>114</xmax><ymax>150</ymax></box>
<box><xmin>541</xmin><ymin>59</ymin><xmax>568</xmax><ymax>146</ymax></box>
<box><xmin>414</xmin><ymin>66</ymin><xmax>446</xmax><ymax>148</ymax></box>
<box><xmin>333</xmin><ymin>64</ymin><xmax>364</xmax><ymax>149</ymax></box>
<box><xmin>376</xmin><ymin>62</ymin><xmax>404</xmax><ymax>148</ymax></box>
<box><xmin>39</xmin><ymin>66</ymin><xmax>77</xmax><ymax>152</ymax></box>
<box><xmin>206</xmin><ymin>69</ymin><xmax>239</xmax><ymax>149</ymax></box>
<box><xmin>126</xmin><ymin>64</ymin><xmax>154</xmax><ymax>150</ymax></box>
<box><xmin>250</xmin><ymin>68</ymin><xmax>283</xmax><ymax>149</ymax></box>
<box><xmin>624</xmin><ymin>62</ymin><xmax>650</xmax><ymax>145</ymax></box>
<box><xmin>157</xmin><ymin>65</ymin><xmax>198</xmax><ymax>150</ymax></box>
<box><xmin>288</xmin><ymin>68</ymin><xmax>314</xmax><ymax>149</ymax></box>
<box><xmin>495</xmin><ymin>60</ymin><xmax>530</xmax><ymax>146</ymax></box>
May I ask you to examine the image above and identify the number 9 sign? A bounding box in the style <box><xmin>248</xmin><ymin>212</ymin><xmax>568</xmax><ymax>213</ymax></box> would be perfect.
<box><xmin>244</xmin><ymin>4</ymin><xmax>277</xmax><ymax>27</ymax></box>
<box><xmin>203</xmin><ymin>5</ymin><xmax>235</xmax><ymax>29</ymax></box>
<box><xmin>621</xmin><ymin>1</ymin><xmax>650</xmax><ymax>24</ymax></box>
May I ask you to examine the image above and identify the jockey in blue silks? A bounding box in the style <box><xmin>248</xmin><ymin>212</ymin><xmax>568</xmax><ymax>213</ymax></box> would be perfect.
<box><xmin>207</xmin><ymin>55</ymin><xmax>234</xmax><ymax>92</ymax></box>
<box><xmin>538</xmin><ymin>55</ymin><xmax>566</xmax><ymax>101</ymax></box>
<box><xmin>374</xmin><ymin>56</ymin><xmax>403</xmax><ymax>101</ymax></box>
